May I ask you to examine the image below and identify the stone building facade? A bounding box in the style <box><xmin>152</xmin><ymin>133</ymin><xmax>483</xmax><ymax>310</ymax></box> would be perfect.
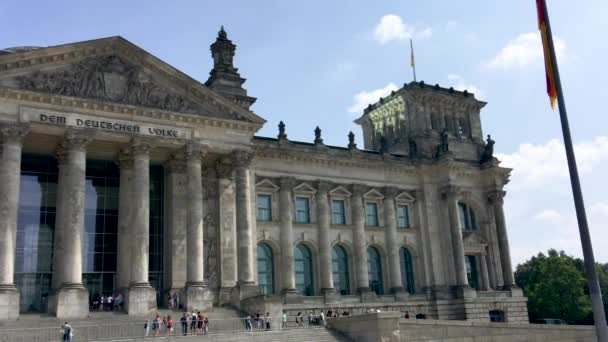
<box><xmin>0</xmin><ymin>29</ymin><xmax>527</xmax><ymax>322</ymax></box>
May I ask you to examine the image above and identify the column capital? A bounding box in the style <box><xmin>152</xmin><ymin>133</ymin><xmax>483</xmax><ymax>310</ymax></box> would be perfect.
<box><xmin>316</xmin><ymin>180</ymin><xmax>332</xmax><ymax>194</ymax></box>
<box><xmin>131</xmin><ymin>137</ymin><xmax>154</xmax><ymax>156</ymax></box>
<box><xmin>164</xmin><ymin>155</ymin><xmax>187</xmax><ymax>173</ymax></box>
<box><xmin>231</xmin><ymin>149</ymin><xmax>254</xmax><ymax>168</ymax></box>
<box><xmin>116</xmin><ymin>148</ymin><xmax>134</xmax><ymax>170</ymax></box>
<box><xmin>383</xmin><ymin>187</ymin><xmax>399</xmax><ymax>200</ymax></box>
<box><xmin>215</xmin><ymin>157</ymin><xmax>234</xmax><ymax>179</ymax></box>
<box><xmin>0</xmin><ymin>123</ymin><xmax>29</xmax><ymax>144</ymax></box>
<box><xmin>185</xmin><ymin>142</ymin><xmax>209</xmax><ymax>161</ymax></box>
<box><xmin>487</xmin><ymin>190</ymin><xmax>506</xmax><ymax>204</ymax></box>
<box><xmin>279</xmin><ymin>176</ymin><xmax>297</xmax><ymax>190</ymax></box>
<box><xmin>352</xmin><ymin>184</ymin><xmax>368</xmax><ymax>197</ymax></box>
<box><xmin>439</xmin><ymin>184</ymin><xmax>461</xmax><ymax>200</ymax></box>
<box><xmin>64</xmin><ymin>128</ymin><xmax>94</xmax><ymax>150</ymax></box>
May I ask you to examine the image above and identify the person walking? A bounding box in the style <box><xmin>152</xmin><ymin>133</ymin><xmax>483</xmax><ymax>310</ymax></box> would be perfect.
<box><xmin>296</xmin><ymin>312</ymin><xmax>303</xmax><ymax>328</ymax></box>
<box><xmin>61</xmin><ymin>322</ymin><xmax>73</xmax><ymax>342</ymax></box>
<box><xmin>265</xmin><ymin>312</ymin><xmax>271</xmax><ymax>331</ymax></box>
<box><xmin>245</xmin><ymin>314</ymin><xmax>252</xmax><ymax>331</ymax></box>
<box><xmin>282</xmin><ymin>312</ymin><xmax>287</xmax><ymax>329</ymax></box>
<box><xmin>320</xmin><ymin>311</ymin><xmax>326</xmax><ymax>328</ymax></box>
<box><xmin>144</xmin><ymin>318</ymin><xmax>150</xmax><ymax>337</ymax></box>
<box><xmin>167</xmin><ymin>315</ymin><xmax>174</xmax><ymax>336</ymax></box>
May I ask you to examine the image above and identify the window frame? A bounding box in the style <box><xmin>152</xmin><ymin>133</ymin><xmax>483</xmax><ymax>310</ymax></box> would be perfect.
<box><xmin>295</xmin><ymin>196</ymin><xmax>311</xmax><ymax>224</ymax></box>
<box><xmin>458</xmin><ymin>202</ymin><xmax>478</xmax><ymax>231</ymax></box>
<box><xmin>329</xmin><ymin>186</ymin><xmax>352</xmax><ymax>226</ymax></box>
<box><xmin>256</xmin><ymin>194</ymin><xmax>272</xmax><ymax>222</ymax></box>
<box><xmin>397</xmin><ymin>205</ymin><xmax>410</xmax><ymax>229</ymax></box>
<box><xmin>331</xmin><ymin>199</ymin><xmax>346</xmax><ymax>225</ymax></box>
<box><xmin>365</xmin><ymin>202</ymin><xmax>379</xmax><ymax>227</ymax></box>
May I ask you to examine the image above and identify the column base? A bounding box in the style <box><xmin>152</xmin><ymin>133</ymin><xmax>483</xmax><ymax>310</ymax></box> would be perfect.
<box><xmin>0</xmin><ymin>285</ymin><xmax>20</xmax><ymax>320</ymax></box>
<box><xmin>49</xmin><ymin>283</ymin><xmax>89</xmax><ymax>319</ymax></box>
<box><xmin>453</xmin><ymin>285</ymin><xmax>477</xmax><ymax>299</ymax></box>
<box><xmin>321</xmin><ymin>288</ymin><xmax>339</xmax><ymax>304</ymax></box>
<box><xmin>230</xmin><ymin>282</ymin><xmax>260</xmax><ymax>309</ymax></box>
<box><xmin>126</xmin><ymin>283</ymin><xmax>156</xmax><ymax>316</ymax></box>
<box><xmin>390</xmin><ymin>287</ymin><xmax>410</xmax><ymax>301</ymax></box>
<box><xmin>282</xmin><ymin>288</ymin><xmax>301</xmax><ymax>304</ymax></box>
<box><xmin>357</xmin><ymin>287</ymin><xmax>377</xmax><ymax>302</ymax></box>
<box><xmin>184</xmin><ymin>283</ymin><xmax>213</xmax><ymax>312</ymax></box>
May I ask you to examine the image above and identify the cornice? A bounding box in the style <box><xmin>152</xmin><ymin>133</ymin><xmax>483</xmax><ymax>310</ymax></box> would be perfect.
<box><xmin>0</xmin><ymin>87</ymin><xmax>260</xmax><ymax>133</ymax></box>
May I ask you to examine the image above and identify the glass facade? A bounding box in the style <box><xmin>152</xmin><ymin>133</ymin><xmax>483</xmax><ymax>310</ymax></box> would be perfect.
<box><xmin>367</xmin><ymin>246</ymin><xmax>383</xmax><ymax>295</ymax></box>
<box><xmin>15</xmin><ymin>154</ymin><xmax>57</xmax><ymax>313</ymax></box>
<box><xmin>397</xmin><ymin>206</ymin><xmax>410</xmax><ymax>228</ymax></box>
<box><xmin>332</xmin><ymin>200</ymin><xmax>346</xmax><ymax>225</ymax></box>
<box><xmin>366</xmin><ymin>202</ymin><xmax>379</xmax><ymax>226</ymax></box>
<box><xmin>82</xmin><ymin>160</ymin><xmax>120</xmax><ymax>298</ymax></box>
<box><xmin>332</xmin><ymin>245</ymin><xmax>350</xmax><ymax>295</ymax></box>
<box><xmin>257</xmin><ymin>242</ymin><xmax>274</xmax><ymax>295</ymax></box>
<box><xmin>149</xmin><ymin>165</ymin><xmax>164</xmax><ymax>304</ymax></box>
<box><xmin>294</xmin><ymin>244</ymin><xmax>314</xmax><ymax>296</ymax></box>
<box><xmin>399</xmin><ymin>247</ymin><xmax>415</xmax><ymax>294</ymax></box>
<box><xmin>295</xmin><ymin>197</ymin><xmax>310</xmax><ymax>223</ymax></box>
<box><xmin>256</xmin><ymin>194</ymin><xmax>272</xmax><ymax>221</ymax></box>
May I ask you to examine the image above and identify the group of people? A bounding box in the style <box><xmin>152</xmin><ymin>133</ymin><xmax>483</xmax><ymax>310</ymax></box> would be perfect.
<box><xmin>166</xmin><ymin>291</ymin><xmax>180</xmax><ymax>310</ymax></box>
<box><xmin>292</xmin><ymin>309</ymin><xmax>348</xmax><ymax>328</ymax></box>
<box><xmin>145</xmin><ymin>311</ymin><xmax>210</xmax><ymax>336</ymax></box>
<box><xmin>244</xmin><ymin>312</ymin><xmax>271</xmax><ymax>331</ymax></box>
<box><xmin>144</xmin><ymin>314</ymin><xmax>177</xmax><ymax>336</ymax></box>
<box><xmin>90</xmin><ymin>293</ymin><xmax>123</xmax><ymax>311</ymax></box>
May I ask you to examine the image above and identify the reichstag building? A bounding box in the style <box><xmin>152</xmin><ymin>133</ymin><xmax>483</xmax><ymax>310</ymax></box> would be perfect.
<box><xmin>0</xmin><ymin>27</ymin><xmax>528</xmax><ymax>322</ymax></box>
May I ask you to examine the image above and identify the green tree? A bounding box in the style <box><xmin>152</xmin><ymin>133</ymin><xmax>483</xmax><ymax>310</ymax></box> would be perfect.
<box><xmin>515</xmin><ymin>249</ymin><xmax>592</xmax><ymax>323</ymax></box>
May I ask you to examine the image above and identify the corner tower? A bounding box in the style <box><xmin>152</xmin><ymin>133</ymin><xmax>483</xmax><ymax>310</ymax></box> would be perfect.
<box><xmin>205</xmin><ymin>26</ymin><xmax>257</xmax><ymax>110</ymax></box>
<box><xmin>354</xmin><ymin>81</ymin><xmax>487</xmax><ymax>160</ymax></box>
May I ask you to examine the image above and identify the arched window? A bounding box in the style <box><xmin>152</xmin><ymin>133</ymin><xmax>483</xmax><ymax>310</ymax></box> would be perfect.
<box><xmin>332</xmin><ymin>245</ymin><xmax>350</xmax><ymax>295</ymax></box>
<box><xmin>400</xmin><ymin>247</ymin><xmax>415</xmax><ymax>294</ymax></box>
<box><xmin>257</xmin><ymin>243</ymin><xmax>274</xmax><ymax>295</ymax></box>
<box><xmin>295</xmin><ymin>244</ymin><xmax>314</xmax><ymax>296</ymax></box>
<box><xmin>367</xmin><ymin>246</ymin><xmax>384</xmax><ymax>295</ymax></box>
<box><xmin>458</xmin><ymin>202</ymin><xmax>478</xmax><ymax>230</ymax></box>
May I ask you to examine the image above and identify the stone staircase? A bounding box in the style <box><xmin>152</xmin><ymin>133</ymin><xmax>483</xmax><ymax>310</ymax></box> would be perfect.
<box><xmin>136</xmin><ymin>328</ymin><xmax>349</xmax><ymax>342</ymax></box>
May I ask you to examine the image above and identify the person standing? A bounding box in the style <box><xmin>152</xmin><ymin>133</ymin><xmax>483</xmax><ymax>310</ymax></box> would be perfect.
<box><xmin>282</xmin><ymin>312</ymin><xmax>287</xmax><ymax>329</ymax></box>
<box><xmin>265</xmin><ymin>312</ymin><xmax>271</xmax><ymax>331</ymax></box>
<box><xmin>167</xmin><ymin>315</ymin><xmax>174</xmax><ymax>336</ymax></box>
<box><xmin>172</xmin><ymin>291</ymin><xmax>179</xmax><ymax>309</ymax></box>
<box><xmin>62</xmin><ymin>322</ymin><xmax>73</xmax><ymax>342</ymax></box>
<box><xmin>144</xmin><ymin>318</ymin><xmax>150</xmax><ymax>337</ymax></box>
<box><xmin>320</xmin><ymin>311</ymin><xmax>326</xmax><ymax>328</ymax></box>
<box><xmin>245</xmin><ymin>314</ymin><xmax>252</xmax><ymax>331</ymax></box>
<box><xmin>181</xmin><ymin>312</ymin><xmax>188</xmax><ymax>336</ymax></box>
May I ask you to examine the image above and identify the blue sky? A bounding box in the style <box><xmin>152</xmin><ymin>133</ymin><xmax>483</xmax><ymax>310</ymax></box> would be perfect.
<box><xmin>2</xmin><ymin>0</ymin><xmax>607</xmax><ymax>265</ymax></box>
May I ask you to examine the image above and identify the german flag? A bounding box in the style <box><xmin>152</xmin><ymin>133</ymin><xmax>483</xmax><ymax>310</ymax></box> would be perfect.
<box><xmin>536</xmin><ymin>0</ymin><xmax>557</xmax><ymax>109</ymax></box>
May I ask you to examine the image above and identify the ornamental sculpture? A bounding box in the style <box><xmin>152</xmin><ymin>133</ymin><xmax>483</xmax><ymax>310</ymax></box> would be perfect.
<box><xmin>480</xmin><ymin>134</ymin><xmax>495</xmax><ymax>164</ymax></box>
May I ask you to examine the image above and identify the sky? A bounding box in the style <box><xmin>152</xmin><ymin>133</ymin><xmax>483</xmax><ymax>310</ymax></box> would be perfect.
<box><xmin>1</xmin><ymin>0</ymin><xmax>607</xmax><ymax>266</ymax></box>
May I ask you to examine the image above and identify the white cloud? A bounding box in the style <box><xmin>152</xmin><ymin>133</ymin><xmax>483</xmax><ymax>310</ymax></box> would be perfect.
<box><xmin>373</xmin><ymin>15</ymin><xmax>432</xmax><ymax>44</ymax></box>
<box><xmin>327</xmin><ymin>60</ymin><xmax>358</xmax><ymax>82</ymax></box>
<box><xmin>496</xmin><ymin>136</ymin><xmax>608</xmax><ymax>191</ymax></box>
<box><xmin>445</xmin><ymin>20</ymin><xmax>458</xmax><ymax>31</ymax></box>
<box><xmin>485</xmin><ymin>32</ymin><xmax>567</xmax><ymax>69</ymax></box>
<box><xmin>446</xmin><ymin>74</ymin><xmax>484</xmax><ymax>99</ymax></box>
<box><xmin>534</xmin><ymin>209</ymin><xmax>565</xmax><ymax>224</ymax></box>
<box><xmin>347</xmin><ymin>83</ymin><xmax>398</xmax><ymax>115</ymax></box>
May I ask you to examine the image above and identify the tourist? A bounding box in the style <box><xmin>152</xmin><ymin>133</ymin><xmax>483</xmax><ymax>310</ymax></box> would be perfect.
<box><xmin>106</xmin><ymin>294</ymin><xmax>113</xmax><ymax>311</ymax></box>
<box><xmin>190</xmin><ymin>311</ymin><xmax>197</xmax><ymax>334</ymax></box>
<box><xmin>308</xmin><ymin>311</ymin><xmax>314</xmax><ymax>327</ymax></box>
<box><xmin>245</xmin><ymin>314</ymin><xmax>252</xmax><ymax>331</ymax></box>
<box><xmin>100</xmin><ymin>294</ymin><xmax>105</xmax><ymax>311</ymax></box>
<box><xmin>404</xmin><ymin>311</ymin><xmax>410</xmax><ymax>319</ymax></box>
<box><xmin>61</xmin><ymin>322</ymin><xmax>73</xmax><ymax>342</ymax></box>
<box><xmin>197</xmin><ymin>311</ymin><xmax>203</xmax><ymax>335</ymax></box>
<box><xmin>180</xmin><ymin>312</ymin><xmax>188</xmax><ymax>336</ymax></box>
<box><xmin>152</xmin><ymin>314</ymin><xmax>159</xmax><ymax>336</ymax></box>
<box><xmin>320</xmin><ymin>311</ymin><xmax>326</xmax><ymax>328</ymax></box>
<box><xmin>144</xmin><ymin>317</ymin><xmax>150</xmax><ymax>337</ymax></box>
<box><xmin>282</xmin><ymin>312</ymin><xmax>287</xmax><ymax>329</ymax></box>
<box><xmin>114</xmin><ymin>293</ymin><xmax>123</xmax><ymax>311</ymax></box>
<box><xmin>167</xmin><ymin>315</ymin><xmax>174</xmax><ymax>336</ymax></box>
<box><xmin>265</xmin><ymin>312</ymin><xmax>271</xmax><ymax>330</ymax></box>
<box><xmin>172</xmin><ymin>291</ymin><xmax>179</xmax><ymax>309</ymax></box>
<box><xmin>327</xmin><ymin>308</ymin><xmax>332</xmax><ymax>318</ymax></box>
<box><xmin>203</xmin><ymin>312</ymin><xmax>209</xmax><ymax>335</ymax></box>
<box><xmin>296</xmin><ymin>312</ymin><xmax>303</xmax><ymax>328</ymax></box>
<box><xmin>167</xmin><ymin>293</ymin><xmax>173</xmax><ymax>309</ymax></box>
<box><xmin>162</xmin><ymin>315</ymin><xmax>168</xmax><ymax>334</ymax></box>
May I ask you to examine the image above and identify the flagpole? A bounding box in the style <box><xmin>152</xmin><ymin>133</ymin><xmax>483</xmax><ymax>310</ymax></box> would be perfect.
<box><xmin>541</xmin><ymin>0</ymin><xmax>607</xmax><ymax>339</ymax></box>
<box><xmin>410</xmin><ymin>38</ymin><xmax>417</xmax><ymax>82</ymax></box>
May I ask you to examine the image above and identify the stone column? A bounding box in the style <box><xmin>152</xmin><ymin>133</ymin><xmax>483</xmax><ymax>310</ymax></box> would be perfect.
<box><xmin>383</xmin><ymin>188</ymin><xmax>403</xmax><ymax>294</ymax></box>
<box><xmin>279</xmin><ymin>177</ymin><xmax>297</xmax><ymax>295</ymax></box>
<box><xmin>489</xmin><ymin>190</ymin><xmax>515</xmax><ymax>288</ymax></box>
<box><xmin>317</xmin><ymin>181</ymin><xmax>335</xmax><ymax>298</ymax></box>
<box><xmin>352</xmin><ymin>185</ymin><xmax>370</xmax><ymax>294</ymax></box>
<box><xmin>50</xmin><ymin>129</ymin><xmax>91</xmax><ymax>319</ymax></box>
<box><xmin>116</xmin><ymin>149</ymin><xmax>133</xmax><ymax>295</ymax></box>
<box><xmin>441</xmin><ymin>186</ymin><xmax>468</xmax><ymax>288</ymax></box>
<box><xmin>0</xmin><ymin>124</ymin><xmax>28</xmax><ymax>320</ymax></box>
<box><xmin>479</xmin><ymin>250</ymin><xmax>490</xmax><ymax>291</ymax></box>
<box><xmin>126</xmin><ymin>139</ymin><xmax>155</xmax><ymax>316</ymax></box>
<box><xmin>217</xmin><ymin>157</ymin><xmax>237</xmax><ymax>305</ymax></box>
<box><xmin>231</xmin><ymin>150</ymin><xmax>258</xmax><ymax>301</ymax></box>
<box><xmin>184</xmin><ymin>143</ymin><xmax>211</xmax><ymax>311</ymax></box>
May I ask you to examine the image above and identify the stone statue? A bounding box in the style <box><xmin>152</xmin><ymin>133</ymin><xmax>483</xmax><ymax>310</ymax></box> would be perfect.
<box><xmin>348</xmin><ymin>131</ymin><xmax>357</xmax><ymax>149</ymax></box>
<box><xmin>278</xmin><ymin>121</ymin><xmax>287</xmax><ymax>140</ymax></box>
<box><xmin>314</xmin><ymin>126</ymin><xmax>323</xmax><ymax>144</ymax></box>
<box><xmin>480</xmin><ymin>134</ymin><xmax>495</xmax><ymax>163</ymax></box>
<box><xmin>434</xmin><ymin>128</ymin><xmax>450</xmax><ymax>158</ymax></box>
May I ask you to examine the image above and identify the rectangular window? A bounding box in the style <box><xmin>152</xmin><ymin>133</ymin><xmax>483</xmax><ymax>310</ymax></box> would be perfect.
<box><xmin>366</xmin><ymin>202</ymin><xmax>379</xmax><ymax>226</ymax></box>
<box><xmin>256</xmin><ymin>194</ymin><xmax>272</xmax><ymax>222</ymax></box>
<box><xmin>465</xmin><ymin>255</ymin><xmax>479</xmax><ymax>289</ymax></box>
<box><xmin>458</xmin><ymin>202</ymin><xmax>470</xmax><ymax>230</ymax></box>
<box><xmin>295</xmin><ymin>197</ymin><xmax>310</xmax><ymax>223</ymax></box>
<box><xmin>332</xmin><ymin>200</ymin><xmax>346</xmax><ymax>225</ymax></box>
<box><xmin>397</xmin><ymin>206</ymin><xmax>410</xmax><ymax>228</ymax></box>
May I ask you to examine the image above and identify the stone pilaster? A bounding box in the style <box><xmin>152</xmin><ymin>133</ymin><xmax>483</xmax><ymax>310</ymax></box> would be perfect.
<box><xmin>116</xmin><ymin>149</ymin><xmax>133</xmax><ymax>294</ymax></box>
<box><xmin>480</xmin><ymin>250</ymin><xmax>490</xmax><ymax>291</ymax></box>
<box><xmin>216</xmin><ymin>157</ymin><xmax>237</xmax><ymax>304</ymax></box>
<box><xmin>279</xmin><ymin>177</ymin><xmax>297</xmax><ymax>294</ymax></box>
<box><xmin>184</xmin><ymin>143</ymin><xmax>212</xmax><ymax>311</ymax></box>
<box><xmin>440</xmin><ymin>185</ymin><xmax>470</xmax><ymax>292</ymax></box>
<box><xmin>316</xmin><ymin>181</ymin><xmax>335</xmax><ymax>300</ymax></box>
<box><xmin>352</xmin><ymin>184</ymin><xmax>370</xmax><ymax>294</ymax></box>
<box><xmin>0</xmin><ymin>123</ymin><xmax>28</xmax><ymax>320</ymax></box>
<box><xmin>383</xmin><ymin>187</ymin><xmax>403</xmax><ymax>295</ymax></box>
<box><xmin>50</xmin><ymin>128</ymin><xmax>91</xmax><ymax>319</ymax></box>
<box><xmin>126</xmin><ymin>138</ymin><xmax>155</xmax><ymax>316</ymax></box>
<box><xmin>230</xmin><ymin>150</ymin><xmax>259</xmax><ymax>304</ymax></box>
<box><xmin>489</xmin><ymin>190</ymin><xmax>515</xmax><ymax>288</ymax></box>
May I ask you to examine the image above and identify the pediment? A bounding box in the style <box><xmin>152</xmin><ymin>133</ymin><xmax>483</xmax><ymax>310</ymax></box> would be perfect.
<box><xmin>395</xmin><ymin>191</ymin><xmax>415</xmax><ymax>203</ymax></box>
<box><xmin>256</xmin><ymin>179</ymin><xmax>279</xmax><ymax>192</ymax></box>
<box><xmin>293</xmin><ymin>182</ymin><xmax>317</xmax><ymax>195</ymax></box>
<box><xmin>0</xmin><ymin>37</ymin><xmax>265</xmax><ymax>125</ymax></box>
<box><xmin>363</xmin><ymin>189</ymin><xmax>384</xmax><ymax>200</ymax></box>
<box><xmin>329</xmin><ymin>186</ymin><xmax>352</xmax><ymax>197</ymax></box>
<box><xmin>463</xmin><ymin>232</ymin><xmax>487</xmax><ymax>246</ymax></box>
